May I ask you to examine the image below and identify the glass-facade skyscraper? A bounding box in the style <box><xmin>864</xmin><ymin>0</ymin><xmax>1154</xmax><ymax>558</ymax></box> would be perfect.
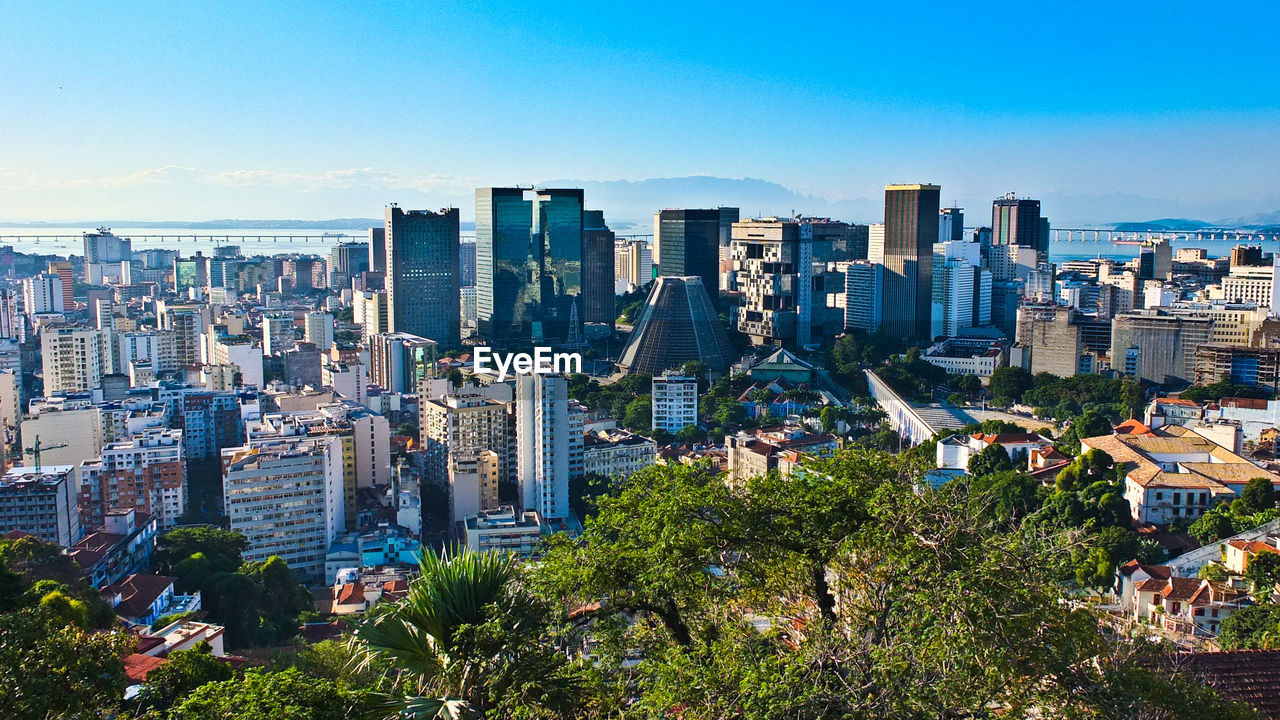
<box><xmin>656</xmin><ymin>209</ymin><xmax>723</xmax><ymax>303</ymax></box>
<box><xmin>476</xmin><ymin>188</ymin><xmax>539</xmax><ymax>341</ymax></box>
<box><xmin>882</xmin><ymin>183</ymin><xmax>941</xmax><ymax>341</ymax></box>
<box><xmin>385</xmin><ymin>205</ymin><xmax>461</xmax><ymax>349</ymax></box>
<box><xmin>476</xmin><ymin>187</ymin><xmax>589</xmax><ymax>344</ymax></box>
<box><xmin>534</xmin><ymin>188</ymin><xmax>585</xmax><ymax>342</ymax></box>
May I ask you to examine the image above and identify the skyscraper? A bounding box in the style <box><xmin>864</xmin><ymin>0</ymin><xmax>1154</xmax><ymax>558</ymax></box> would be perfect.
<box><xmin>534</xmin><ymin>188</ymin><xmax>586</xmax><ymax>342</ymax></box>
<box><xmin>459</xmin><ymin>241</ymin><xmax>477</xmax><ymax>287</ymax></box>
<box><xmin>582</xmin><ymin>210</ymin><xmax>616</xmax><ymax>328</ymax></box>
<box><xmin>939</xmin><ymin>207</ymin><xmax>964</xmax><ymax>243</ymax></box>
<box><xmin>656</xmin><ymin>209</ymin><xmax>722</xmax><ymax>302</ymax></box>
<box><xmin>991</xmin><ymin>194</ymin><xmax>1044</xmax><ymax>260</ymax></box>
<box><xmin>386</xmin><ymin>205</ymin><xmax>461</xmax><ymax>349</ymax></box>
<box><xmin>882</xmin><ymin>184</ymin><xmax>941</xmax><ymax>341</ymax></box>
<box><xmin>516</xmin><ymin>373</ymin><xmax>570</xmax><ymax>521</ymax></box>
<box><xmin>367</xmin><ymin>227</ymin><xmax>386</xmax><ymax>273</ymax></box>
<box><xmin>476</xmin><ymin>188</ymin><xmax>539</xmax><ymax>341</ymax></box>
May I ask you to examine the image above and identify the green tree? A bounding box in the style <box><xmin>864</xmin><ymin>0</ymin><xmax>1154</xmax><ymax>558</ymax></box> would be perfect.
<box><xmin>968</xmin><ymin>470</ymin><xmax>1041</xmax><ymax>525</ymax></box>
<box><xmin>352</xmin><ymin>551</ymin><xmax>582</xmax><ymax>717</ymax></box>
<box><xmin>1218</xmin><ymin>603</ymin><xmax>1280</xmax><ymax>650</ymax></box>
<box><xmin>622</xmin><ymin>395</ymin><xmax>652</xmax><ymax>430</ymax></box>
<box><xmin>988</xmin><ymin>366</ymin><xmax>1034</xmax><ymax>404</ymax></box>
<box><xmin>676</xmin><ymin>423</ymin><xmax>707</xmax><ymax>443</ymax></box>
<box><xmin>171</xmin><ymin>668</ymin><xmax>367</xmax><ymax>720</ymax></box>
<box><xmin>1241</xmin><ymin>476</ymin><xmax>1277</xmax><ymax>514</ymax></box>
<box><xmin>1189</xmin><ymin>507</ymin><xmax>1238</xmax><ymax>544</ymax></box>
<box><xmin>446</xmin><ymin>368</ymin><xmax>464</xmax><ymax>388</ymax></box>
<box><xmin>968</xmin><ymin>442</ymin><xmax>1014</xmax><ymax>477</ymax></box>
<box><xmin>1246</xmin><ymin>551</ymin><xmax>1280</xmax><ymax>599</ymax></box>
<box><xmin>0</xmin><ymin>609</ymin><xmax>134</xmax><ymax>720</ymax></box>
<box><xmin>139</xmin><ymin>641</ymin><xmax>233</xmax><ymax>711</ymax></box>
<box><xmin>153</xmin><ymin>527</ymin><xmax>248</xmax><ymax>578</ymax></box>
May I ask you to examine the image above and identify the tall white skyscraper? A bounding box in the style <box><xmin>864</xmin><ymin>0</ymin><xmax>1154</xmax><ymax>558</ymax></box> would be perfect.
<box><xmin>651</xmin><ymin>374</ymin><xmax>698</xmax><ymax>434</ymax></box>
<box><xmin>516</xmin><ymin>373</ymin><xmax>570</xmax><ymax>521</ymax></box>
<box><xmin>22</xmin><ymin>273</ymin><xmax>64</xmax><ymax>315</ymax></box>
<box><xmin>41</xmin><ymin>327</ymin><xmax>105</xmax><ymax>394</ymax></box>
<box><xmin>304</xmin><ymin>311</ymin><xmax>334</xmax><ymax>351</ymax></box>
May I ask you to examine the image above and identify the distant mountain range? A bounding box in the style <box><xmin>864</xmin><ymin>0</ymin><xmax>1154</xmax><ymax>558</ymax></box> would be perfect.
<box><xmin>2</xmin><ymin>174</ymin><xmax>1277</xmax><ymax>232</ymax></box>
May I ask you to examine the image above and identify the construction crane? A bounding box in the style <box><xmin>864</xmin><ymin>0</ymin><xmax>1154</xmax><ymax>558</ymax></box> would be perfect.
<box><xmin>24</xmin><ymin>435</ymin><xmax>67</xmax><ymax>473</ymax></box>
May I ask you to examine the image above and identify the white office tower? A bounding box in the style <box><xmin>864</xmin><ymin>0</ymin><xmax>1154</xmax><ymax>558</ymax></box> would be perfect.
<box><xmin>304</xmin><ymin>312</ymin><xmax>335</xmax><ymax>351</ymax></box>
<box><xmin>841</xmin><ymin>261</ymin><xmax>883</xmax><ymax>332</ymax></box>
<box><xmin>22</xmin><ymin>273</ymin><xmax>64</xmax><ymax>315</ymax></box>
<box><xmin>931</xmin><ymin>244</ymin><xmax>993</xmax><ymax>338</ymax></box>
<box><xmin>41</xmin><ymin>327</ymin><xmax>105</xmax><ymax>394</ymax></box>
<box><xmin>221</xmin><ymin>437</ymin><xmax>344</xmax><ymax>584</ymax></box>
<box><xmin>516</xmin><ymin>373</ymin><xmax>569</xmax><ymax>521</ymax></box>
<box><xmin>651</xmin><ymin>374</ymin><xmax>698</xmax><ymax>434</ymax></box>
<box><xmin>867</xmin><ymin>224</ymin><xmax>885</xmax><ymax>264</ymax></box>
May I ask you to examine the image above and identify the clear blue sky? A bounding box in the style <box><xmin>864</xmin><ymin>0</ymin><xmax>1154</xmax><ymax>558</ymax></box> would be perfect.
<box><xmin>2</xmin><ymin>1</ymin><xmax>1278</xmax><ymax>224</ymax></box>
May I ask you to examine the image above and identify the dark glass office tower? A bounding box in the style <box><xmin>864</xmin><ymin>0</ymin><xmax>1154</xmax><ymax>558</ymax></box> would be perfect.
<box><xmin>476</xmin><ymin>188</ymin><xmax>539</xmax><ymax>341</ymax></box>
<box><xmin>882</xmin><ymin>184</ymin><xmax>941</xmax><ymax>341</ymax></box>
<box><xmin>582</xmin><ymin>210</ymin><xmax>616</xmax><ymax>327</ymax></box>
<box><xmin>385</xmin><ymin>205</ymin><xmax>461</xmax><ymax>349</ymax></box>
<box><xmin>657</xmin><ymin>209</ymin><xmax>721</xmax><ymax>301</ymax></box>
<box><xmin>534</xmin><ymin>188</ymin><xmax>585</xmax><ymax>342</ymax></box>
<box><xmin>992</xmin><ymin>194</ymin><xmax>1043</xmax><ymax>258</ymax></box>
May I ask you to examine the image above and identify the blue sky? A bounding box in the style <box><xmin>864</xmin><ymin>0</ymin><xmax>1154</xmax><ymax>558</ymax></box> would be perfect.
<box><xmin>1</xmin><ymin>1</ymin><xmax>1278</xmax><ymax>224</ymax></box>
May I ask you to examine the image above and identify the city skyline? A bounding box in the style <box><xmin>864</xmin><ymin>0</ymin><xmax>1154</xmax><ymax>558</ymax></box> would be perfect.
<box><xmin>2</xmin><ymin>3</ymin><xmax>1279</xmax><ymax>224</ymax></box>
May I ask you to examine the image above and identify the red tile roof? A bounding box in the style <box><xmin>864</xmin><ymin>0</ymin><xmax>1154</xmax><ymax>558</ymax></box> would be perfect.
<box><xmin>123</xmin><ymin>653</ymin><xmax>167</xmax><ymax>682</ymax></box>
<box><xmin>1155</xmin><ymin>650</ymin><xmax>1280</xmax><ymax>719</ymax></box>
<box><xmin>1114</xmin><ymin>419</ymin><xmax>1155</xmax><ymax>436</ymax></box>
<box><xmin>335</xmin><ymin>583</ymin><xmax>364</xmax><ymax>606</ymax></box>
<box><xmin>1161</xmin><ymin>577</ymin><xmax>1205</xmax><ymax>602</ymax></box>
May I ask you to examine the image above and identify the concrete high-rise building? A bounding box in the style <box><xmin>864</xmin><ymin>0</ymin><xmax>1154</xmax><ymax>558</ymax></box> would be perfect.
<box><xmin>840</xmin><ymin>261</ymin><xmax>883</xmax><ymax>332</ymax></box>
<box><xmin>421</xmin><ymin>391</ymin><xmax>513</xmax><ymax>490</ymax></box>
<box><xmin>867</xmin><ymin>224</ymin><xmax>885</xmax><ymax>265</ymax></box>
<box><xmin>1112</xmin><ymin>310</ymin><xmax>1213</xmax><ymax>386</ymax></box>
<box><xmin>0</xmin><ymin>465</ymin><xmax>80</xmax><ymax>547</ymax></box>
<box><xmin>304</xmin><ymin>312</ymin><xmax>334</xmax><ymax>351</ymax></box>
<box><xmin>615</xmin><ymin>239</ymin><xmax>653</xmax><ymax>289</ymax></box>
<box><xmin>459</xmin><ymin>241</ymin><xmax>477</xmax><ymax>287</ymax></box>
<box><xmin>47</xmin><ymin>261</ymin><xmax>74</xmax><ymax>310</ymax></box>
<box><xmin>78</xmin><ymin>428</ymin><xmax>185</xmax><ymax>531</ymax></box>
<box><xmin>449</xmin><ymin>449</ymin><xmax>501</xmax><ymax>525</ymax></box>
<box><xmin>730</xmin><ymin>219</ymin><xmax>817</xmax><ymax>346</ymax></box>
<box><xmin>931</xmin><ymin>241</ymin><xmax>992</xmax><ymax>338</ymax></box>
<box><xmin>1216</xmin><ymin>261</ymin><xmax>1280</xmax><ymax>314</ymax></box>
<box><xmin>262</xmin><ymin>314</ymin><xmax>296</xmax><ymax>357</ymax></box>
<box><xmin>1016</xmin><ymin>304</ymin><xmax>1085</xmax><ymax>378</ymax></box>
<box><xmin>353</xmin><ymin>289</ymin><xmax>389</xmax><ymax>342</ymax></box>
<box><xmin>22</xmin><ymin>273</ymin><xmax>64</xmax><ymax>315</ymax></box>
<box><xmin>283</xmin><ymin>342</ymin><xmax>323</xmax><ymax>389</ymax></box>
<box><xmin>656</xmin><ymin>209</ymin><xmax>725</xmax><ymax>300</ymax></box>
<box><xmin>83</xmin><ymin>228</ymin><xmax>132</xmax><ymax>285</ymax></box>
<box><xmin>367</xmin><ymin>227</ymin><xmax>386</xmax><ymax>273</ymax></box>
<box><xmin>651</xmin><ymin>374</ymin><xmax>698</xmax><ymax>434</ymax></box>
<box><xmin>991</xmin><ymin>194</ymin><xmax>1044</xmax><ymax>261</ymax></box>
<box><xmin>617</xmin><ymin>276</ymin><xmax>735</xmax><ymax>376</ymax></box>
<box><xmin>516</xmin><ymin>374</ymin><xmax>570</xmax><ymax>521</ymax></box>
<box><xmin>939</xmin><ymin>207</ymin><xmax>965</xmax><ymax>244</ymax></box>
<box><xmin>368</xmin><ymin>332</ymin><xmax>437</xmax><ymax>394</ymax></box>
<box><xmin>582</xmin><ymin>210</ymin><xmax>616</xmax><ymax>329</ymax></box>
<box><xmin>222</xmin><ymin>437</ymin><xmax>344</xmax><ymax>583</ymax></box>
<box><xmin>882</xmin><ymin>184</ymin><xmax>941</xmax><ymax>341</ymax></box>
<box><xmin>41</xmin><ymin>327</ymin><xmax>104</xmax><ymax>393</ymax></box>
<box><xmin>386</xmin><ymin>206</ymin><xmax>461</xmax><ymax>349</ymax></box>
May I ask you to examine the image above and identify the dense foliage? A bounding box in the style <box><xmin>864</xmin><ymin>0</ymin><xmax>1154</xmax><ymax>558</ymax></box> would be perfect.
<box><xmin>154</xmin><ymin>527</ymin><xmax>313</xmax><ymax>648</ymax></box>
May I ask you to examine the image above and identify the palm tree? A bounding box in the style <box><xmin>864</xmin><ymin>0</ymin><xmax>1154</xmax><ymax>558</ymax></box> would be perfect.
<box><xmin>352</xmin><ymin>550</ymin><xmax>577</xmax><ymax>718</ymax></box>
